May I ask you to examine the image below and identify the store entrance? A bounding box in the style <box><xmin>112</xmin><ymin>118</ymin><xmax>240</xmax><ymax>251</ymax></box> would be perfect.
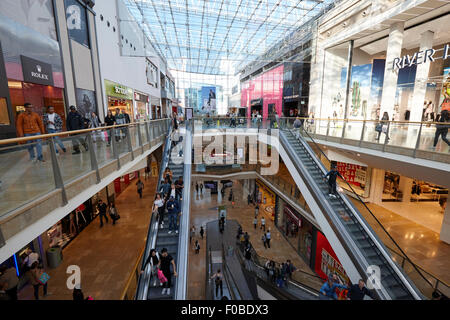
<box><xmin>251</xmin><ymin>104</ymin><xmax>263</xmax><ymax>116</ymax></box>
<box><xmin>283</xmin><ymin>101</ymin><xmax>299</xmax><ymax>117</ymax></box>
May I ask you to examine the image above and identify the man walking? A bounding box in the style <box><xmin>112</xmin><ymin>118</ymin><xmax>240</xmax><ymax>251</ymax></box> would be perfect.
<box><xmin>266</xmin><ymin>229</ymin><xmax>271</xmax><ymax>248</ymax></box>
<box><xmin>43</xmin><ymin>106</ymin><xmax>66</xmax><ymax>154</ymax></box>
<box><xmin>200</xmin><ymin>226</ymin><xmax>204</xmax><ymax>239</ymax></box>
<box><xmin>167</xmin><ymin>196</ymin><xmax>180</xmax><ymax>235</ymax></box>
<box><xmin>253</xmin><ymin>216</ymin><xmax>258</xmax><ymax>229</ymax></box>
<box><xmin>136</xmin><ymin>179</ymin><xmax>144</xmax><ymax>199</ymax></box>
<box><xmin>66</xmin><ymin>105</ymin><xmax>88</xmax><ymax>154</ymax></box>
<box><xmin>158</xmin><ymin>248</ymin><xmax>177</xmax><ymax>296</ymax></box>
<box><xmin>97</xmin><ymin>199</ymin><xmax>108</xmax><ymax>227</ymax></box>
<box><xmin>325</xmin><ymin>165</ymin><xmax>341</xmax><ymax>198</ymax></box>
<box><xmin>260</xmin><ymin>216</ymin><xmax>266</xmax><ymax>231</ymax></box>
<box><xmin>16</xmin><ymin>103</ymin><xmax>46</xmax><ymax>162</ymax></box>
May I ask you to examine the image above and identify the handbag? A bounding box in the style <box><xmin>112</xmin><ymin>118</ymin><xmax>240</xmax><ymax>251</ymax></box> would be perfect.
<box><xmin>157</xmin><ymin>269</ymin><xmax>167</xmax><ymax>283</ymax></box>
<box><xmin>39</xmin><ymin>272</ymin><xmax>50</xmax><ymax>285</ymax></box>
<box><xmin>382</xmin><ymin>124</ymin><xmax>388</xmax><ymax>133</ymax></box>
<box><xmin>375</xmin><ymin>123</ymin><xmax>382</xmax><ymax>132</ymax></box>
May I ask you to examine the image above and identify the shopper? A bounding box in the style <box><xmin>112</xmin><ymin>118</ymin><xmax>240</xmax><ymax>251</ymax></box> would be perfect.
<box><xmin>175</xmin><ymin>176</ymin><xmax>184</xmax><ymax>201</ymax></box>
<box><xmin>109</xmin><ymin>203</ymin><xmax>120</xmax><ymax>225</ymax></box>
<box><xmin>104</xmin><ymin>110</ymin><xmax>116</xmax><ymax>146</ymax></box>
<box><xmin>154</xmin><ymin>193</ymin><xmax>165</xmax><ymax>228</ymax></box>
<box><xmin>27</xmin><ymin>262</ymin><xmax>50</xmax><ymax>300</ymax></box>
<box><xmin>190</xmin><ymin>226</ymin><xmax>196</xmax><ymax>244</ymax></box>
<box><xmin>320</xmin><ymin>275</ymin><xmax>348</xmax><ymax>300</ymax></box>
<box><xmin>244</xmin><ymin>244</ymin><xmax>252</xmax><ymax>271</ymax></box>
<box><xmin>375</xmin><ymin>112</ymin><xmax>390</xmax><ymax>141</ymax></box>
<box><xmin>195</xmin><ymin>182</ymin><xmax>199</xmax><ymax>194</ymax></box>
<box><xmin>122</xmin><ymin>109</ymin><xmax>131</xmax><ymax>124</ymax></box>
<box><xmin>22</xmin><ymin>248</ymin><xmax>40</xmax><ymax>271</ymax></box>
<box><xmin>283</xmin><ymin>260</ymin><xmax>296</xmax><ymax>287</ymax></box>
<box><xmin>43</xmin><ymin>106</ymin><xmax>66</xmax><ymax>154</ymax></box>
<box><xmin>144</xmin><ymin>166</ymin><xmax>150</xmax><ymax>181</ymax></box>
<box><xmin>244</xmin><ymin>232</ymin><xmax>250</xmax><ymax>247</ymax></box>
<box><xmin>293</xmin><ymin>117</ymin><xmax>302</xmax><ymax>138</ymax></box>
<box><xmin>16</xmin><ymin>103</ymin><xmax>46</xmax><ymax>162</ymax></box>
<box><xmin>255</xmin><ymin>205</ymin><xmax>259</xmax><ymax>217</ymax></box>
<box><xmin>433</xmin><ymin>110</ymin><xmax>450</xmax><ymax>148</ymax></box>
<box><xmin>164</xmin><ymin>167</ymin><xmax>173</xmax><ymax>184</ymax></box>
<box><xmin>66</xmin><ymin>105</ymin><xmax>88</xmax><ymax>154</ymax></box>
<box><xmin>160</xmin><ymin>178</ymin><xmax>171</xmax><ymax>199</ymax></box>
<box><xmin>325</xmin><ymin>165</ymin><xmax>341</xmax><ymax>198</ymax></box>
<box><xmin>265</xmin><ymin>229</ymin><xmax>271</xmax><ymax>248</ymax></box>
<box><xmin>142</xmin><ymin>249</ymin><xmax>161</xmax><ymax>287</ymax></box>
<box><xmin>210</xmin><ymin>269</ymin><xmax>224</xmax><ymax>298</ymax></box>
<box><xmin>262</xmin><ymin>233</ymin><xmax>267</xmax><ymax>249</ymax></box>
<box><xmin>136</xmin><ymin>179</ymin><xmax>145</xmax><ymax>199</ymax></box>
<box><xmin>200</xmin><ymin>183</ymin><xmax>204</xmax><ymax>193</ymax></box>
<box><xmin>200</xmin><ymin>226</ymin><xmax>204</xmax><ymax>239</ymax></box>
<box><xmin>260</xmin><ymin>216</ymin><xmax>266</xmax><ymax>231</ymax></box>
<box><xmin>97</xmin><ymin>199</ymin><xmax>108</xmax><ymax>227</ymax></box>
<box><xmin>167</xmin><ymin>196</ymin><xmax>180</xmax><ymax>234</ymax></box>
<box><xmin>158</xmin><ymin>248</ymin><xmax>177</xmax><ymax>295</ymax></box>
<box><xmin>88</xmin><ymin>112</ymin><xmax>102</xmax><ymax>142</ymax></box>
<box><xmin>194</xmin><ymin>240</ymin><xmax>200</xmax><ymax>254</ymax></box>
<box><xmin>347</xmin><ymin>279</ymin><xmax>376</xmax><ymax>300</ymax></box>
<box><xmin>0</xmin><ymin>265</ymin><xmax>19</xmax><ymax>300</ymax></box>
<box><xmin>253</xmin><ymin>217</ymin><xmax>258</xmax><ymax>229</ymax></box>
<box><xmin>247</xmin><ymin>194</ymin><xmax>252</xmax><ymax>205</ymax></box>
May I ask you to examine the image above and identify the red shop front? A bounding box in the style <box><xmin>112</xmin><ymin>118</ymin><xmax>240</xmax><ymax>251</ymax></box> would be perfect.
<box><xmin>114</xmin><ymin>171</ymin><xmax>139</xmax><ymax>196</ymax></box>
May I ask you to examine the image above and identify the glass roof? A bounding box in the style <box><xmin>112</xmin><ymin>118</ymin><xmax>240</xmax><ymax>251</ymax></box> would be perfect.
<box><xmin>125</xmin><ymin>0</ymin><xmax>334</xmax><ymax>76</ymax></box>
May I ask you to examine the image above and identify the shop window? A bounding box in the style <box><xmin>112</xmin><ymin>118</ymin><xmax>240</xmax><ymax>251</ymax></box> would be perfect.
<box><xmin>0</xmin><ymin>97</ymin><xmax>10</xmax><ymax>125</ymax></box>
<box><xmin>64</xmin><ymin>0</ymin><xmax>90</xmax><ymax>48</ymax></box>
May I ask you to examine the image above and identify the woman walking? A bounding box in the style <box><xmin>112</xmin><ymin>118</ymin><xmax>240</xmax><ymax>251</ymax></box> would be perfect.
<box><xmin>375</xmin><ymin>112</ymin><xmax>390</xmax><ymax>141</ymax></box>
<box><xmin>153</xmin><ymin>194</ymin><xmax>165</xmax><ymax>228</ymax></box>
<box><xmin>210</xmin><ymin>269</ymin><xmax>224</xmax><ymax>298</ymax></box>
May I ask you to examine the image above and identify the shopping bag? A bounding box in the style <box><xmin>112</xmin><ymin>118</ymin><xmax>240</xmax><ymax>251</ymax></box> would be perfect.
<box><xmin>39</xmin><ymin>272</ymin><xmax>50</xmax><ymax>285</ymax></box>
<box><xmin>375</xmin><ymin>123</ymin><xmax>382</xmax><ymax>132</ymax></box>
<box><xmin>382</xmin><ymin>124</ymin><xmax>388</xmax><ymax>133</ymax></box>
<box><xmin>157</xmin><ymin>269</ymin><xmax>167</xmax><ymax>283</ymax></box>
<box><xmin>441</xmin><ymin>98</ymin><xmax>450</xmax><ymax>112</ymax></box>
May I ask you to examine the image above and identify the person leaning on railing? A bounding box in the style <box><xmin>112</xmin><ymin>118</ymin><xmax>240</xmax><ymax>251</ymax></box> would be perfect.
<box><xmin>43</xmin><ymin>106</ymin><xmax>66</xmax><ymax>155</ymax></box>
<box><xmin>433</xmin><ymin>110</ymin><xmax>450</xmax><ymax>148</ymax></box>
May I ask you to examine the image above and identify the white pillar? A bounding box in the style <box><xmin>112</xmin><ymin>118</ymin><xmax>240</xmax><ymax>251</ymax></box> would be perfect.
<box><xmin>440</xmin><ymin>202</ymin><xmax>450</xmax><ymax>244</ymax></box>
<box><xmin>380</xmin><ymin>22</ymin><xmax>405</xmax><ymax>119</ymax></box>
<box><xmin>409</xmin><ymin>31</ymin><xmax>435</xmax><ymax>122</ymax></box>
<box><xmin>369</xmin><ymin>168</ymin><xmax>385</xmax><ymax>205</ymax></box>
<box><xmin>398</xmin><ymin>176</ymin><xmax>413</xmax><ymax>203</ymax></box>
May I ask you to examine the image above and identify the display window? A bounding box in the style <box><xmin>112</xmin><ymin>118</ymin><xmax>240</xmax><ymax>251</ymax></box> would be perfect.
<box><xmin>8</xmin><ymin>80</ymin><xmax>66</xmax><ymax>131</ymax></box>
<box><xmin>108</xmin><ymin>97</ymin><xmax>133</xmax><ymax>119</ymax></box>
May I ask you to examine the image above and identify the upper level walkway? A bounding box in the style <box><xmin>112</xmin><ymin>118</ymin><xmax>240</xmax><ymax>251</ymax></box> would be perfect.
<box><xmin>0</xmin><ymin>119</ymin><xmax>169</xmax><ymax>262</ymax></box>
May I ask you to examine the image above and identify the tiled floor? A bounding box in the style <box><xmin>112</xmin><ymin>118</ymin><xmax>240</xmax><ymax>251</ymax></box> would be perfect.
<box><xmin>187</xmin><ymin>179</ymin><xmax>321</xmax><ymax>300</ymax></box>
<box><xmin>17</xmin><ymin>174</ymin><xmax>158</xmax><ymax>300</ymax></box>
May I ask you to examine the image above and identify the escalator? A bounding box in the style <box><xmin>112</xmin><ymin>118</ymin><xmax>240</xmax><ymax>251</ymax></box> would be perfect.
<box><xmin>278</xmin><ymin>127</ymin><xmax>426</xmax><ymax>300</ymax></box>
<box><xmin>135</xmin><ymin>122</ymin><xmax>191</xmax><ymax>300</ymax></box>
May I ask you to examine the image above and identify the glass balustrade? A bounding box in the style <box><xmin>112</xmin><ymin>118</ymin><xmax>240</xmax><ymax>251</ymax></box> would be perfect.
<box><xmin>0</xmin><ymin>119</ymin><xmax>167</xmax><ymax>217</ymax></box>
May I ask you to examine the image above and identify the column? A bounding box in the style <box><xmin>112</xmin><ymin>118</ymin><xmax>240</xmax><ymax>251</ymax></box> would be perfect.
<box><xmin>398</xmin><ymin>176</ymin><xmax>413</xmax><ymax>203</ymax></box>
<box><xmin>409</xmin><ymin>31</ymin><xmax>435</xmax><ymax>122</ymax></box>
<box><xmin>380</xmin><ymin>22</ymin><xmax>405</xmax><ymax>119</ymax></box>
<box><xmin>440</xmin><ymin>203</ymin><xmax>450</xmax><ymax>244</ymax></box>
<box><xmin>368</xmin><ymin>168</ymin><xmax>385</xmax><ymax>205</ymax></box>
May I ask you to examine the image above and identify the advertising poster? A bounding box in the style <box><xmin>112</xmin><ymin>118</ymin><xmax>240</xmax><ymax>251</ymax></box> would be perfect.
<box><xmin>200</xmin><ymin>86</ymin><xmax>216</xmax><ymax>115</ymax></box>
<box><xmin>336</xmin><ymin>161</ymin><xmax>366</xmax><ymax>187</ymax></box>
<box><xmin>75</xmin><ymin>88</ymin><xmax>97</xmax><ymax>118</ymax></box>
<box><xmin>439</xmin><ymin>67</ymin><xmax>450</xmax><ymax>111</ymax></box>
<box><xmin>64</xmin><ymin>0</ymin><xmax>89</xmax><ymax>47</ymax></box>
<box><xmin>315</xmin><ymin>231</ymin><xmax>349</xmax><ymax>285</ymax></box>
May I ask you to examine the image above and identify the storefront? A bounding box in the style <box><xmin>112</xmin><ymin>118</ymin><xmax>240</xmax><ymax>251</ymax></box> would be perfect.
<box><xmin>134</xmin><ymin>91</ymin><xmax>149</xmax><ymax>122</ymax></box>
<box><xmin>104</xmin><ymin>79</ymin><xmax>134</xmax><ymax>118</ymax></box>
<box><xmin>282</xmin><ymin>61</ymin><xmax>310</xmax><ymax>117</ymax></box>
<box><xmin>255</xmin><ymin>179</ymin><xmax>276</xmax><ymax>221</ymax></box>
<box><xmin>0</xmin><ymin>0</ymin><xmax>65</xmax><ymax>139</ymax></box>
<box><xmin>275</xmin><ymin>197</ymin><xmax>315</xmax><ymax>268</ymax></box>
<box><xmin>151</xmin><ymin>96</ymin><xmax>162</xmax><ymax>119</ymax></box>
<box><xmin>318</xmin><ymin>14</ymin><xmax>450</xmax><ymax>123</ymax></box>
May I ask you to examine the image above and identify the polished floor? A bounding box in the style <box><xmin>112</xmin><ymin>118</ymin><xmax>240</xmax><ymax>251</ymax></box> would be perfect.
<box><xmin>17</xmin><ymin>174</ymin><xmax>156</xmax><ymax>300</ymax></box>
<box><xmin>187</xmin><ymin>179</ymin><xmax>322</xmax><ymax>300</ymax></box>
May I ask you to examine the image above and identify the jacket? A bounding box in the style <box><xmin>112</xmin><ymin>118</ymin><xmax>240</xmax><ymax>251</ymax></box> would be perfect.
<box><xmin>167</xmin><ymin>199</ymin><xmax>179</xmax><ymax>214</ymax></box>
<box><xmin>16</xmin><ymin>112</ymin><xmax>45</xmax><ymax>136</ymax></box>
<box><xmin>325</xmin><ymin>170</ymin><xmax>340</xmax><ymax>184</ymax></box>
<box><xmin>66</xmin><ymin>111</ymin><xmax>84</xmax><ymax>131</ymax></box>
<box><xmin>104</xmin><ymin>115</ymin><xmax>116</xmax><ymax>126</ymax></box>
<box><xmin>347</xmin><ymin>284</ymin><xmax>375</xmax><ymax>300</ymax></box>
<box><xmin>43</xmin><ymin>113</ymin><xmax>63</xmax><ymax>132</ymax></box>
<box><xmin>320</xmin><ymin>281</ymin><xmax>347</xmax><ymax>298</ymax></box>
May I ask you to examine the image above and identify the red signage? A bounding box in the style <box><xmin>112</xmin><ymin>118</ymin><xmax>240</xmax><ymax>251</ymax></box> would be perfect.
<box><xmin>114</xmin><ymin>178</ymin><xmax>121</xmax><ymax>194</ymax></box>
<box><xmin>314</xmin><ymin>231</ymin><xmax>349</xmax><ymax>285</ymax></box>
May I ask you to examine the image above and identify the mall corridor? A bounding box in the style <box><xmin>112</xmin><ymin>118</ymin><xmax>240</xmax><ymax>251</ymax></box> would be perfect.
<box><xmin>17</xmin><ymin>174</ymin><xmax>157</xmax><ymax>300</ymax></box>
<box><xmin>187</xmin><ymin>179</ymin><xmax>323</xmax><ymax>299</ymax></box>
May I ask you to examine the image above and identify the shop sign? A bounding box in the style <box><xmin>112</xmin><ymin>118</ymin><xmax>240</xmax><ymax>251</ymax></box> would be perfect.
<box><xmin>20</xmin><ymin>55</ymin><xmax>54</xmax><ymax>86</ymax></box>
<box><xmin>104</xmin><ymin>79</ymin><xmax>133</xmax><ymax>100</ymax></box>
<box><xmin>283</xmin><ymin>94</ymin><xmax>299</xmax><ymax>101</ymax></box>
<box><xmin>284</xmin><ymin>206</ymin><xmax>301</xmax><ymax>227</ymax></box>
<box><xmin>251</xmin><ymin>98</ymin><xmax>262</xmax><ymax>106</ymax></box>
<box><xmin>393</xmin><ymin>44</ymin><xmax>450</xmax><ymax>70</ymax></box>
<box><xmin>134</xmin><ymin>92</ymin><xmax>149</xmax><ymax>103</ymax></box>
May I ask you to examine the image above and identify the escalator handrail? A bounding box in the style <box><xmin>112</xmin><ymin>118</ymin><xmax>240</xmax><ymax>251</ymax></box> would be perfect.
<box><xmin>298</xmin><ymin>126</ymin><xmax>434</xmax><ymax>295</ymax></box>
<box><xmin>279</xmin><ymin>129</ymin><xmax>406</xmax><ymax>299</ymax></box>
<box><xmin>135</xmin><ymin>120</ymin><xmax>172</xmax><ymax>300</ymax></box>
<box><xmin>174</xmin><ymin>121</ymin><xmax>192</xmax><ymax>300</ymax></box>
